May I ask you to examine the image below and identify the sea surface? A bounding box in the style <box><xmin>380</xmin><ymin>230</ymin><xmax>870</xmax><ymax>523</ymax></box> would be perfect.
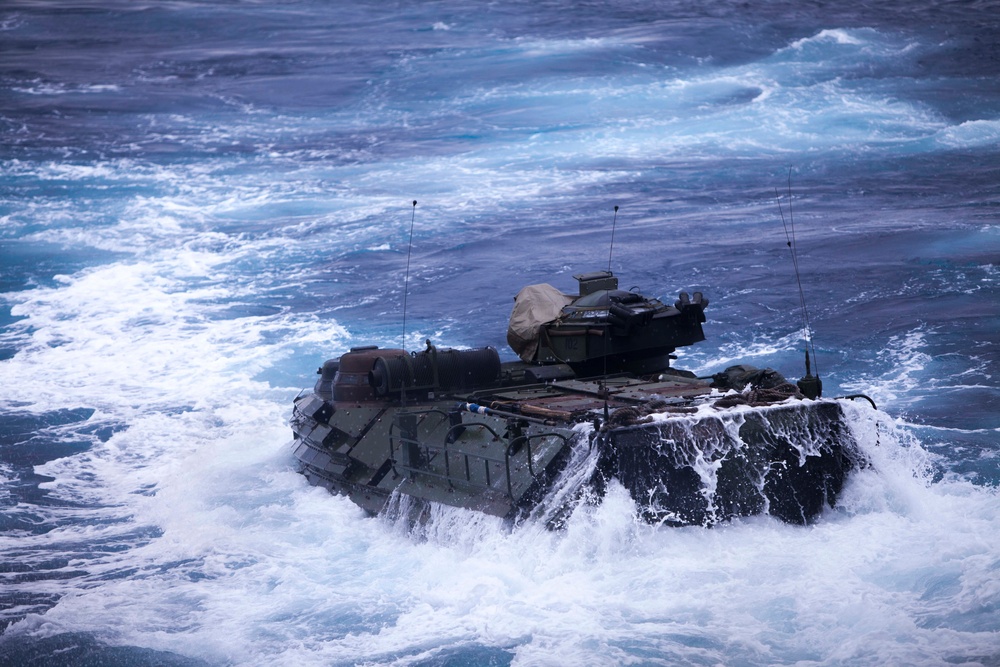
<box><xmin>1</xmin><ymin>1</ymin><xmax>999</xmax><ymax>665</ymax></box>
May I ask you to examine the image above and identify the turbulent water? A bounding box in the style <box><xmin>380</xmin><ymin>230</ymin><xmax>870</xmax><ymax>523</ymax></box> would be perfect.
<box><xmin>1</xmin><ymin>1</ymin><xmax>999</xmax><ymax>665</ymax></box>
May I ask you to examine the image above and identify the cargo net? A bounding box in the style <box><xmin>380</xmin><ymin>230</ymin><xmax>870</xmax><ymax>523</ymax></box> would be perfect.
<box><xmin>604</xmin><ymin>400</ymin><xmax>697</xmax><ymax>430</ymax></box>
<box><xmin>710</xmin><ymin>365</ymin><xmax>803</xmax><ymax>408</ymax></box>
<box><xmin>604</xmin><ymin>365</ymin><xmax>803</xmax><ymax>428</ymax></box>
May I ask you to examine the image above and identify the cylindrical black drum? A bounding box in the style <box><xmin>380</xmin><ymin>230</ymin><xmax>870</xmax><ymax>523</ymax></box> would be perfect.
<box><xmin>370</xmin><ymin>346</ymin><xmax>500</xmax><ymax>396</ymax></box>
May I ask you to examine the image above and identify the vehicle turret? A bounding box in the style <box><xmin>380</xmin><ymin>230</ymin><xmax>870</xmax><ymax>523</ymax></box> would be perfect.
<box><xmin>507</xmin><ymin>270</ymin><xmax>707</xmax><ymax>376</ymax></box>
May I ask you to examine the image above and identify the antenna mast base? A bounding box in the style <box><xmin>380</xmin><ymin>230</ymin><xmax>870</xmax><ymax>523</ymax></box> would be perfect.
<box><xmin>797</xmin><ymin>374</ymin><xmax>822</xmax><ymax>399</ymax></box>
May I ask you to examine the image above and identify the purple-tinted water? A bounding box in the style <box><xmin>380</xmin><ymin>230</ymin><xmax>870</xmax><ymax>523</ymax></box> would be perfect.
<box><xmin>1</xmin><ymin>2</ymin><xmax>998</xmax><ymax>664</ymax></box>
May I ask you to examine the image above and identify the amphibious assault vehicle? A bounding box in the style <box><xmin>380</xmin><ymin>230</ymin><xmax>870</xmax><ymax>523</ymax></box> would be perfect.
<box><xmin>290</xmin><ymin>270</ymin><xmax>870</xmax><ymax>527</ymax></box>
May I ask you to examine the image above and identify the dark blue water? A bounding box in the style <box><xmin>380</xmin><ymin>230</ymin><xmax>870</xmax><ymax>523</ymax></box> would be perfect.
<box><xmin>2</xmin><ymin>2</ymin><xmax>999</xmax><ymax>665</ymax></box>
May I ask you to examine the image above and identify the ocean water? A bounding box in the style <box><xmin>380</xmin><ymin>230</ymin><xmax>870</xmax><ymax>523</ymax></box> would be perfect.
<box><xmin>1</xmin><ymin>1</ymin><xmax>999</xmax><ymax>665</ymax></box>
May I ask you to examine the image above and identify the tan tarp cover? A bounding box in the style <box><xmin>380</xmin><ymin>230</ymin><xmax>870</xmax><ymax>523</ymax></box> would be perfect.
<box><xmin>507</xmin><ymin>283</ymin><xmax>575</xmax><ymax>362</ymax></box>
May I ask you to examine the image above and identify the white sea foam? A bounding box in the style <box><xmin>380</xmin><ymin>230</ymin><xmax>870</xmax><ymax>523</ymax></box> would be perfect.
<box><xmin>12</xmin><ymin>418</ymin><xmax>999</xmax><ymax>667</ymax></box>
<box><xmin>838</xmin><ymin>327</ymin><xmax>934</xmax><ymax>411</ymax></box>
<box><xmin>12</xmin><ymin>82</ymin><xmax>120</xmax><ymax>96</ymax></box>
<box><xmin>789</xmin><ymin>28</ymin><xmax>866</xmax><ymax>50</ymax></box>
<box><xmin>935</xmin><ymin>118</ymin><xmax>1000</xmax><ymax>149</ymax></box>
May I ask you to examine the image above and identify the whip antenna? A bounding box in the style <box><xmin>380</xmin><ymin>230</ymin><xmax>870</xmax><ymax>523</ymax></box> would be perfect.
<box><xmin>775</xmin><ymin>170</ymin><xmax>821</xmax><ymax>397</ymax></box>
<box><xmin>602</xmin><ymin>205</ymin><xmax>619</xmax><ymax>421</ymax></box>
<box><xmin>401</xmin><ymin>200</ymin><xmax>417</xmax><ymax>351</ymax></box>
<box><xmin>607</xmin><ymin>205</ymin><xmax>619</xmax><ymax>272</ymax></box>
